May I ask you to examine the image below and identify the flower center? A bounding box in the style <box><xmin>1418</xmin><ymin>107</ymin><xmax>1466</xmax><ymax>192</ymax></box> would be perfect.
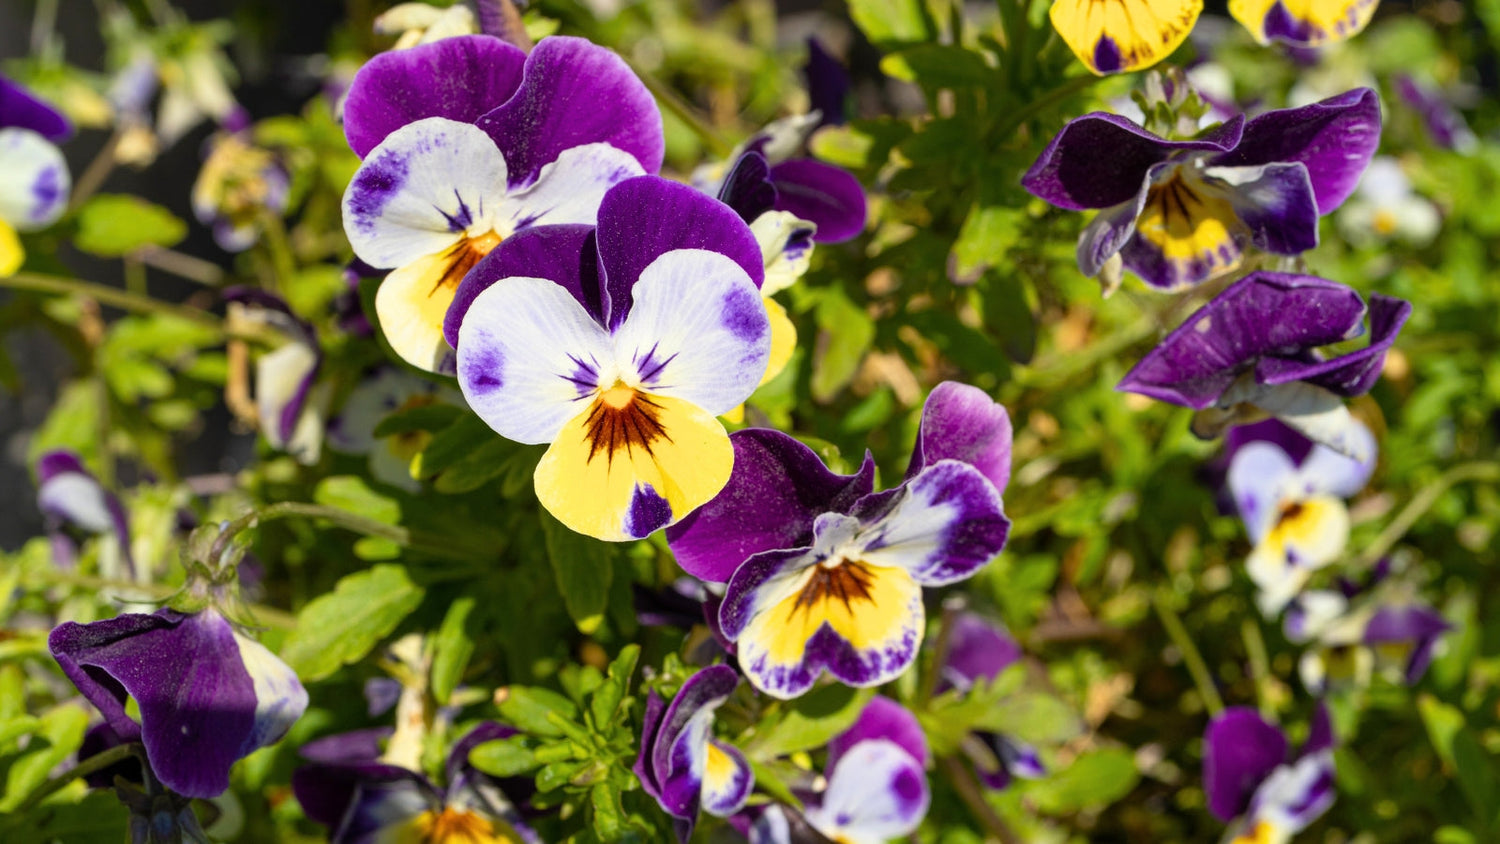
<box><xmin>431</xmin><ymin>231</ymin><xmax>502</xmax><ymax>295</ymax></box>
<box><xmin>1372</xmin><ymin>209</ymin><xmax>1398</xmax><ymax>235</ymax></box>
<box><xmin>582</xmin><ymin>383</ymin><xmax>669</xmax><ymax>465</ymax></box>
<box><xmin>792</xmin><ymin>559</ymin><xmax>877</xmax><ymax>616</ymax></box>
<box><xmin>411</xmin><ymin>807</ymin><xmax>509</xmax><ymax>843</ymax></box>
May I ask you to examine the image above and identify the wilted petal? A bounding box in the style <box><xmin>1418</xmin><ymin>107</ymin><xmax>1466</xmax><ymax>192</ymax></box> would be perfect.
<box><xmin>1048</xmin><ymin>0</ymin><xmax>1203</xmax><ymax>75</ymax></box>
<box><xmin>1255</xmin><ymin>294</ymin><xmax>1412</xmax><ymax>398</ymax></box>
<box><xmin>805</xmin><ymin>739</ymin><xmax>929</xmax><ymax>844</ymax></box>
<box><xmin>906</xmin><ymin>381</ymin><xmax>1013</xmax><ymax>493</ymax></box>
<box><xmin>1229</xmin><ymin>0</ymin><xmax>1378</xmax><ymax>47</ymax></box>
<box><xmin>0</xmin><ymin>128</ymin><xmax>69</xmax><ymax>229</ymax></box>
<box><xmin>1204</xmin><ymin>707</ymin><xmax>1289</xmax><ymax>823</ymax></box>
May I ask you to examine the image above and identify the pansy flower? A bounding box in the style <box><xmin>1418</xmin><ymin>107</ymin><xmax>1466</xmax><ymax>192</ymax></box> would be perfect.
<box><xmin>191</xmin><ymin>111</ymin><xmax>290</xmax><ymax>252</ymax></box>
<box><xmin>1229</xmin><ymin>0</ymin><xmax>1379</xmax><ymax>48</ymax></box>
<box><xmin>1225</xmin><ymin>418</ymin><xmax>1374</xmax><ymax>614</ymax></box>
<box><xmin>635</xmin><ymin>665</ymin><xmax>754</xmax><ymax>842</ymax></box>
<box><xmin>340</xmin><ymin>34</ymin><xmax>663</xmax><ymax>374</ymax></box>
<box><xmin>327</xmin><ymin>365</ymin><xmax>463</xmax><ymax>490</ymax></box>
<box><xmin>1204</xmin><ymin>705</ymin><xmax>1336</xmax><ymax>844</ymax></box>
<box><xmin>35</xmin><ymin>450</ymin><xmax>135</xmax><ymax>577</ymax></box>
<box><xmin>1022</xmin><ymin>89</ymin><xmax>1380</xmax><ymax>292</ymax></box>
<box><xmin>0</xmin><ymin>74</ymin><xmax>71</xmax><ymax>277</ymax></box>
<box><xmin>446</xmin><ymin>175</ymin><xmax>770</xmax><ymax>541</ymax></box>
<box><xmin>293</xmin><ymin>722</ymin><xmax>537</xmax><ymax>843</ymax></box>
<box><xmin>224</xmin><ymin>288</ymin><xmax>327</xmax><ymax>465</ymax></box>
<box><xmin>49</xmin><ymin>608</ymin><xmax>309</xmax><ymax>799</ymax></box>
<box><xmin>937</xmin><ymin>612</ymin><xmax>1046</xmax><ymax>790</ymax></box>
<box><xmin>1394</xmin><ymin>74</ymin><xmax>1476</xmax><ymax>152</ymax></box>
<box><xmin>667</xmin><ymin>382</ymin><xmax>1012</xmax><ymax>699</ymax></box>
<box><xmin>1117</xmin><ymin>271</ymin><xmax>1410</xmax><ymax>461</ymax></box>
<box><xmin>1048</xmin><ymin>0</ymin><xmax>1204</xmax><ymax>76</ymax></box>
<box><xmin>1336</xmin><ymin>156</ymin><xmax>1440</xmax><ymax>247</ymax></box>
<box><xmin>1286</xmin><ymin>568</ymin><xmax>1451</xmax><ymax>692</ymax></box>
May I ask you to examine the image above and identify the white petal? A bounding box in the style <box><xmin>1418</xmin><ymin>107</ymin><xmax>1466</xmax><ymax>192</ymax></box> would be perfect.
<box><xmin>1250</xmin><ymin>381</ymin><xmax>1370</xmax><ymax>463</ymax></box>
<box><xmin>806</xmin><ymin>740</ymin><xmax>929</xmax><ymax>844</ymax></box>
<box><xmin>0</xmin><ymin>129</ymin><xmax>69</xmax><ymax>229</ymax></box>
<box><xmin>1227</xmin><ymin>442</ymin><xmax>1300</xmax><ymax>543</ymax></box>
<box><xmin>750</xmin><ymin>211</ymin><xmax>816</xmax><ymax>297</ymax></box>
<box><xmin>232</xmin><ymin>631</ymin><xmax>309</xmax><ymax>753</ymax></box>
<box><xmin>497</xmin><ymin>142</ymin><xmax>644</xmax><ymax>226</ymax></box>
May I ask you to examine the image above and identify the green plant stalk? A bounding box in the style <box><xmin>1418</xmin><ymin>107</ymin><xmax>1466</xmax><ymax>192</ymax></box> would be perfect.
<box><xmin>208</xmin><ymin>501</ymin><xmax>495</xmax><ymax>570</ymax></box>
<box><xmin>1241</xmin><ymin>618</ymin><xmax>1273</xmax><ymax>718</ymax></box>
<box><xmin>993</xmin><ymin>73</ymin><xmax>1100</xmax><ymax>140</ymax></box>
<box><xmin>917</xmin><ymin>601</ymin><xmax>960</xmax><ymax>707</ymax></box>
<box><xmin>17</xmin><ymin>741</ymin><xmax>142</xmax><ymax>812</ymax></box>
<box><xmin>624</xmin><ymin>58</ymin><xmax>735</xmax><ymax>159</ymax></box>
<box><xmin>940</xmin><ymin>755</ymin><xmax>1023</xmax><ymax>844</ymax></box>
<box><xmin>1354</xmin><ymin>461</ymin><xmax>1500</xmax><ymax>569</ymax></box>
<box><xmin>3</xmin><ymin>271</ymin><xmax>221</xmax><ymax>327</ymax></box>
<box><xmin>26</xmin><ymin>569</ymin><xmax>298</xmax><ymax>630</ymax></box>
<box><xmin>1152</xmin><ymin>588</ymin><xmax>1224</xmax><ymax>715</ymax></box>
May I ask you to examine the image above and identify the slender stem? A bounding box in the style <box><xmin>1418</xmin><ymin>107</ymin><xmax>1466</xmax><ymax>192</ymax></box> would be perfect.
<box><xmin>993</xmin><ymin>74</ymin><xmax>1101</xmax><ymax>140</ymax></box>
<box><xmin>257</xmin><ymin>211</ymin><xmax>297</xmax><ymax>292</ymax></box>
<box><xmin>1354</xmin><ymin>461</ymin><xmax>1500</xmax><ymax>569</ymax></box>
<box><xmin>1241</xmin><ymin>618</ymin><xmax>1273</xmax><ymax>718</ymax></box>
<box><xmin>19</xmin><ymin>742</ymin><xmax>143</xmax><ymax>812</ymax></box>
<box><xmin>917</xmin><ymin>601</ymin><xmax>960</xmax><ymax>706</ymax></box>
<box><xmin>67</xmin><ymin>130</ymin><xmax>123</xmax><ymax>213</ymax></box>
<box><xmin>3</xmin><ymin>271</ymin><xmax>221</xmax><ymax>327</ymax></box>
<box><xmin>208</xmin><ymin>501</ymin><xmax>494</xmax><ymax>570</ymax></box>
<box><xmin>624</xmin><ymin>58</ymin><xmax>734</xmax><ymax>158</ymax></box>
<box><xmin>135</xmin><ymin>246</ymin><xmax>226</xmax><ymax>287</ymax></box>
<box><xmin>1152</xmin><ymin>588</ymin><xmax>1224</xmax><ymax>715</ymax></box>
<box><xmin>939</xmin><ymin>755</ymin><xmax>1023</xmax><ymax>844</ymax></box>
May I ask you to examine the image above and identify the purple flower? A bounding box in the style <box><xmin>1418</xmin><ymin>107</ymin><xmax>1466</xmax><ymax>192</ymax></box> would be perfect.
<box><xmin>804</xmin><ymin>38</ymin><xmax>850</xmax><ymax>128</ymax></box>
<box><xmin>224</xmin><ymin>288</ymin><xmax>326</xmax><ymax>465</ymax></box>
<box><xmin>938</xmin><ymin>613</ymin><xmax>1046</xmax><ymax>790</ymax></box>
<box><xmin>293</xmin><ymin>722</ymin><xmax>537</xmax><ymax>844</ymax></box>
<box><xmin>49</xmin><ymin>608</ymin><xmax>308</xmax><ymax>799</ymax></box>
<box><xmin>1287</xmin><ymin>570</ymin><xmax>1452</xmax><ymax>692</ymax></box>
<box><xmin>1117</xmin><ymin>271</ymin><xmax>1410</xmax><ymax>462</ymax></box>
<box><xmin>35</xmin><ymin>450</ymin><xmax>135</xmax><ymax>577</ymax></box>
<box><xmin>1204</xmin><ymin>705</ymin><xmax>1336</xmax><ymax>842</ymax></box>
<box><xmin>667</xmin><ymin>382</ymin><xmax>1012</xmax><ymax>699</ymax></box>
<box><xmin>1394</xmin><ymin>74</ymin><xmax>1475</xmax><ymax>152</ymax></box>
<box><xmin>1022</xmin><ymin>89</ymin><xmax>1380</xmax><ymax>291</ymax></box>
<box><xmin>0</xmin><ymin>75</ymin><xmax>72</xmax><ymax>276</ymax></box>
<box><xmin>340</xmin><ymin>34</ymin><xmax>663</xmax><ymax>374</ymax></box>
<box><xmin>635</xmin><ymin>665</ymin><xmax>755</xmax><ymax>843</ymax></box>
<box><xmin>0</xmin><ymin>73</ymin><xmax>74</xmax><ymax>141</ymax></box>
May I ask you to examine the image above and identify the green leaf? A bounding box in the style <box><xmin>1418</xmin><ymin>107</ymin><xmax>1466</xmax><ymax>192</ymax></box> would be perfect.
<box><xmin>0</xmin><ymin>715</ymin><xmax>40</xmax><ymax>749</ymax></box>
<box><xmin>431</xmin><ymin>596</ymin><xmax>478</xmax><ymax>705</ymax></box>
<box><xmin>1419</xmin><ymin>693</ymin><xmax>1465</xmax><ymax>770</ymax></box>
<box><xmin>0</xmin><ymin>703</ymin><xmax>89</xmax><ymax>811</ymax></box>
<box><xmin>433</xmin><ymin>436</ymin><xmax>520</xmax><ymax>494</ymax></box>
<box><xmin>886</xmin><ymin>44</ymin><xmax>994</xmax><ymax>90</ymax></box>
<box><xmin>73</xmin><ymin>194</ymin><xmax>187</xmax><ymax>257</ymax></box>
<box><xmin>810</xmin><ymin>288</ymin><xmax>875</xmax><ymax>403</ymax></box>
<box><xmin>1452</xmin><ymin>728</ymin><xmax>1498</xmax><ymax>828</ymax></box>
<box><xmin>980</xmin><ymin>273</ymin><xmax>1037</xmax><ymax>364</ymax></box>
<box><xmin>313</xmin><ymin>475</ymin><xmax>400</xmax><ymax>525</ymax></box>
<box><xmin>413</xmin><ymin>413</ymin><xmax>501</xmax><ymax>478</ymax></box>
<box><xmin>279</xmin><ymin>564</ymin><xmax>426</xmax><ymax>681</ymax></box>
<box><xmin>590</xmin><ymin>780</ymin><xmax>625</xmax><ymax>841</ymax></box>
<box><xmin>847</xmin><ymin>0</ymin><xmax>932</xmax><ymax>47</ymax></box>
<box><xmin>949</xmin><ymin>205</ymin><xmax>1024</xmax><ymax>283</ymax></box>
<box><xmin>470</xmin><ymin>735</ymin><xmax>540</xmax><ymax>778</ymax></box>
<box><xmin>1023</xmin><ymin>746</ymin><xmax>1138</xmax><ymax>814</ymax></box>
<box><xmin>499</xmin><ymin>686</ymin><xmax>580</xmax><ymax>738</ymax></box>
<box><xmin>808</xmin><ymin>125</ymin><xmax>876</xmax><ymax>170</ymax></box>
<box><xmin>749</xmin><ymin>684</ymin><xmax>874</xmax><ymax>760</ymax></box>
<box><xmin>372</xmin><ymin>403</ymin><xmax>465</xmax><ymax>438</ymax></box>
<box><xmin>0</xmin><ymin>790</ymin><xmax>131</xmax><ymax>844</ymax></box>
<box><xmin>541</xmin><ymin>510</ymin><xmax>615</xmax><ymax>634</ymax></box>
<box><xmin>589</xmin><ymin>644</ymin><xmax>639</xmax><ymax>731</ymax></box>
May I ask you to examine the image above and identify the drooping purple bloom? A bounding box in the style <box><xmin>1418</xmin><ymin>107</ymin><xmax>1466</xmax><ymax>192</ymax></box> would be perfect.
<box><xmin>293</xmin><ymin>722</ymin><xmax>537</xmax><ymax>844</ymax></box>
<box><xmin>667</xmin><ymin>382</ymin><xmax>1012</xmax><ymax>699</ymax></box>
<box><xmin>804</xmin><ymin>38</ymin><xmax>851</xmax><ymax>128</ymax></box>
<box><xmin>937</xmin><ymin>613</ymin><xmax>1046</xmax><ymax>790</ymax></box>
<box><xmin>49</xmin><ymin>608</ymin><xmax>308</xmax><ymax>799</ymax></box>
<box><xmin>1117</xmin><ymin>271</ymin><xmax>1410</xmax><ymax>462</ymax></box>
<box><xmin>635</xmin><ymin>665</ymin><xmax>755</xmax><ymax>843</ymax></box>
<box><xmin>35</xmin><ymin>450</ymin><xmax>135</xmax><ymax>576</ymax></box>
<box><xmin>1023</xmin><ymin>89</ymin><xmax>1381</xmax><ymax>291</ymax></box>
<box><xmin>1203</xmin><ymin>705</ymin><xmax>1335</xmax><ymax>841</ymax></box>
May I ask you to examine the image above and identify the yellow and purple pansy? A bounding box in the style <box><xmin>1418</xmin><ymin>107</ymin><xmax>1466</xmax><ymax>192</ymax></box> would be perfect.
<box><xmin>49</xmin><ymin>608</ymin><xmax>309</xmax><ymax>799</ymax></box>
<box><xmin>1229</xmin><ymin>0</ymin><xmax>1379</xmax><ymax>48</ymax></box>
<box><xmin>1023</xmin><ymin>89</ymin><xmax>1380</xmax><ymax>292</ymax></box>
<box><xmin>446</xmin><ymin>176</ymin><xmax>770</xmax><ymax>542</ymax></box>
<box><xmin>1204</xmin><ymin>705</ymin><xmax>1336</xmax><ymax>844</ymax></box>
<box><xmin>340</xmin><ymin>34</ymin><xmax>663</xmax><ymax>374</ymax></box>
<box><xmin>292</xmin><ymin>722</ymin><xmax>536</xmax><ymax>843</ymax></box>
<box><xmin>0</xmin><ymin>73</ymin><xmax>72</xmax><ymax>277</ymax></box>
<box><xmin>1118</xmin><ymin>271</ymin><xmax>1410</xmax><ymax>462</ymax></box>
<box><xmin>635</xmin><ymin>665</ymin><xmax>755</xmax><ymax>843</ymax></box>
<box><xmin>666</xmin><ymin>382</ymin><xmax>1012</xmax><ymax>699</ymax></box>
<box><xmin>1224</xmin><ymin>418</ymin><xmax>1375</xmax><ymax>614</ymax></box>
<box><xmin>1048</xmin><ymin>0</ymin><xmax>1204</xmax><ymax>75</ymax></box>
<box><xmin>35</xmin><ymin>450</ymin><xmax>135</xmax><ymax>577</ymax></box>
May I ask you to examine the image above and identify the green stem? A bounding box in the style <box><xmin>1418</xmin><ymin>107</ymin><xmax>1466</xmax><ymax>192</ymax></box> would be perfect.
<box><xmin>66</xmin><ymin>129</ymin><xmax>122</xmax><ymax>213</ymax></box>
<box><xmin>994</xmin><ymin>73</ymin><xmax>1101</xmax><ymax>140</ymax></box>
<box><xmin>917</xmin><ymin>601</ymin><xmax>960</xmax><ymax>707</ymax></box>
<box><xmin>624</xmin><ymin>59</ymin><xmax>734</xmax><ymax>158</ymax></box>
<box><xmin>208</xmin><ymin>502</ymin><xmax>494</xmax><ymax>571</ymax></box>
<box><xmin>1152</xmin><ymin>588</ymin><xmax>1224</xmax><ymax>715</ymax></box>
<box><xmin>18</xmin><ymin>742</ymin><xmax>143</xmax><ymax>812</ymax></box>
<box><xmin>135</xmin><ymin>246</ymin><xmax>226</xmax><ymax>287</ymax></box>
<box><xmin>1354</xmin><ymin>461</ymin><xmax>1500</xmax><ymax>569</ymax></box>
<box><xmin>258</xmin><ymin>212</ymin><xmax>297</xmax><ymax>292</ymax></box>
<box><xmin>940</xmin><ymin>755</ymin><xmax>1023</xmax><ymax>844</ymax></box>
<box><xmin>3</xmin><ymin>271</ymin><xmax>221</xmax><ymax>327</ymax></box>
<box><xmin>27</xmin><ymin>570</ymin><xmax>298</xmax><ymax>629</ymax></box>
<box><xmin>1241</xmin><ymin>618</ymin><xmax>1273</xmax><ymax>718</ymax></box>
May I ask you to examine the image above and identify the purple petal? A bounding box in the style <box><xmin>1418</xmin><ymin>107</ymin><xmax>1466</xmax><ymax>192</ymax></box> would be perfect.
<box><xmin>477</xmin><ymin>36</ymin><xmax>664</xmax><ymax>186</ymax></box>
<box><xmin>804</xmin><ymin>38</ymin><xmax>850</xmax><ymax>127</ymax></box>
<box><xmin>1021</xmin><ymin>113</ymin><xmax>1245</xmax><ymax>211</ymax></box>
<box><xmin>343</xmin><ymin>35</ymin><xmax>527</xmax><ymax>159</ymax></box>
<box><xmin>807</xmin><ymin>739</ymin><xmax>929</xmax><ymax>841</ymax></box>
<box><xmin>1206</xmin><ymin>162</ymin><xmax>1320</xmax><ymax>255</ymax></box>
<box><xmin>291</xmin><ymin>759</ymin><xmax>423</xmax><ymax>832</ymax></box>
<box><xmin>445</xmin><ymin>224</ymin><xmax>602</xmax><ymax>348</ymax></box>
<box><xmin>594</xmin><ymin>176</ymin><xmax>764</xmax><ymax>330</ymax></box>
<box><xmin>1203</xmin><ymin>707</ymin><xmax>1288</xmax><ymax>822</ymax></box>
<box><xmin>855</xmin><ymin>461</ymin><xmax>1009</xmax><ymax>586</ymax></box>
<box><xmin>1256</xmin><ymin>294</ymin><xmax>1411</xmax><ymax>398</ymax></box>
<box><xmin>1210</xmin><ymin>88</ymin><xmax>1381</xmax><ymax>213</ymax></box>
<box><xmin>1077</xmin><ymin>191</ymin><xmax>1147</xmax><ymax>277</ymax></box>
<box><xmin>905</xmin><ymin>381</ymin><xmax>1013</xmax><ymax>493</ymax></box>
<box><xmin>1394</xmin><ymin>74</ymin><xmax>1475</xmax><ymax>151</ymax></box>
<box><xmin>1364</xmin><ymin>603</ymin><xmax>1451</xmax><ymax>685</ymax></box>
<box><xmin>1116</xmin><ymin>272</ymin><xmax>1368</xmax><ymax>409</ymax></box>
<box><xmin>299</xmin><ymin>728</ymin><xmax>393</xmax><ymax>764</ymax></box>
<box><xmin>0</xmin><ymin>73</ymin><xmax>73</xmax><ymax>142</ymax></box>
<box><xmin>665</xmin><ymin>428</ymin><xmax>875</xmax><ymax>583</ymax></box>
<box><xmin>1301</xmin><ymin>702</ymin><xmax>1335</xmax><ymax>758</ymax></box>
<box><xmin>1224</xmin><ymin>419</ymin><xmax>1316</xmax><ymax>471</ymax></box>
<box><xmin>939</xmin><ymin>612</ymin><xmax>1022</xmax><ymax>691</ymax></box>
<box><xmin>700</xmin><ymin>740</ymin><xmax>754</xmax><ymax>817</ymax></box>
<box><xmin>640</xmin><ymin>666</ymin><xmax>740</xmax><ymax>833</ymax></box>
<box><xmin>827</xmin><ymin>696</ymin><xmax>929</xmax><ymax>771</ymax></box>
<box><xmin>78</xmin><ymin>721</ymin><xmax>145</xmax><ymax>788</ymax></box>
<box><xmin>335</xmin><ymin>775</ymin><xmax>443</xmax><ymax>843</ymax></box>
<box><xmin>717</xmin><ymin>150</ymin><xmax>777</xmax><ymax>223</ymax></box>
<box><xmin>769</xmin><ymin>159</ymin><xmax>866</xmax><ymax>243</ymax></box>
<box><xmin>634</xmin><ymin>689</ymin><xmax>670</xmax><ymax>803</ymax></box>
<box><xmin>49</xmin><ymin>610</ymin><xmax>260</xmax><ymax>799</ymax></box>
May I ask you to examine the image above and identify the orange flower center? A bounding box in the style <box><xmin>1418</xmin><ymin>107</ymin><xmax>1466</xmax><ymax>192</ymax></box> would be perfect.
<box><xmin>410</xmin><ymin>807</ymin><xmax>510</xmax><ymax>843</ymax></box>
<box><xmin>431</xmin><ymin>231</ymin><xmax>502</xmax><ymax>295</ymax></box>
<box><xmin>582</xmin><ymin>384</ymin><xmax>670</xmax><ymax>465</ymax></box>
<box><xmin>792</xmin><ymin>560</ymin><xmax>877</xmax><ymax>617</ymax></box>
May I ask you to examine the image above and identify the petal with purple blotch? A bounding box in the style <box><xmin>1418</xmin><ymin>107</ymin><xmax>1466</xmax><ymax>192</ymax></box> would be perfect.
<box><xmin>857</xmin><ymin>460</ymin><xmax>1009</xmax><ymax>586</ymax></box>
<box><xmin>1204</xmin><ymin>161</ymin><xmax>1321</xmax><ymax>255</ymax></box>
<box><xmin>805</xmin><ymin>739</ymin><xmax>930</xmax><ymax>844</ymax></box>
<box><xmin>1226</xmin><ymin>441</ymin><xmax>1302</xmax><ymax>543</ymax></box>
<box><xmin>36</xmin><ymin>450</ymin><xmax>135</xmax><ymax>576</ymax></box>
<box><xmin>1077</xmin><ymin>190</ymin><xmax>1148</xmax><ymax>278</ymax></box>
<box><xmin>1243</xmin><ymin>751</ymin><xmax>1336</xmax><ymax>836</ymax></box>
<box><xmin>0</xmin><ymin>128</ymin><xmax>70</xmax><ymax>229</ymax></box>
<box><xmin>1229</xmin><ymin>0</ymin><xmax>1378</xmax><ymax>48</ymax></box>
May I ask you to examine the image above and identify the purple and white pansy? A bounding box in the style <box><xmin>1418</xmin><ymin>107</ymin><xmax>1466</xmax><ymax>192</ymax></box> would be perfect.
<box><xmin>340</xmin><ymin>34</ymin><xmax>663</xmax><ymax>374</ymax></box>
<box><xmin>1117</xmin><ymin>271</ymin><xmax>1411</xmax><ymax>462</ymax></box>
<box><xmin>1224</xmin><ymin>418</ymin><xmax>1375</xmax><ymax>615</ymax></box>
<box><xmin>35</xmin><ymin>450</ymin><xmax>135</xmax><ymax>576</ymax></box>
<box><xmin>1022</xmin><ymin>89</ymin><xmax>1380</xmax><ymax>292</ymax></box>
<box><xmin>1204</xmin><ymin>705</ymin><xmax>1337</xmax><ymax>844</ymax></box>
<box><xmin>635</xmin><ymin>665</ymin><xmax>755</xmax><ymax>843</ymax></box>
<box><xmin>224</xmin><ymin>288</ymin><xmax>327</xmax><ymax>465</ymax></box>
<box><xmin>0</xmin><ymin>74</ymin><xmax>72</xmax><ymax>277</ymax></box>
<box><xmin>447</xmin><ymin>175</ymin><xmax>771</xmax><ymax>542</ymax></box>
<box><xmin>938</xmin><ymin>612</ymin><xmax>1046</xmax><ymax>790</ymax></box>
<box><xmin>666</xmin><ymin>382</ymin><xmax>1012</xmax><ymax>699</ymax></box>
<box><xmin>49</xmin><ymin>608</ymin><xmax>309</xmax><ymax>799</ymax></box>
<box><xmin>292</xmin><ymin>722</ymin><xmax>537</xmax><ymax>844</ymax></box>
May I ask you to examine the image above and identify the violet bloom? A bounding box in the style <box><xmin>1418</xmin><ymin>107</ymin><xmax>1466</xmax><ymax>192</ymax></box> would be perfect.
<box><xmin>1117</xmin><ymin>271</ymin><xmax>1411</xmax><ymax>462</ymax></box>
<box><xmin>666</xmin><ymin>382</ymin><xmax>1012</xmax><ymax>699</ymax></box>
<box><xmin>938</xmin><ymin>613</ymin><xmax>1045</xmax><ymax>790</ymax></box>
<box><xmin>49</xmin><ymin>608</ymin><xmax>308</xmax><ymax>799</ymax></box>
<box><xmin>1022</xmin><ymin>89</ymin><xmax>1380</xmax><ymax>292</ymax></box>
<box><xmin>340</xmin><ymin>34</ymin><xmax>663</xmax><ymax>374</ymax></box>
<box><xmin>635</xmin><ymin>665</ymin><xmax>755</xmax><ymax>843</ymax></box>
<box><xmin>1394</xmin><ymin>74</ymin><xmax>1476</xmax><ymax>152</ymax></box>
<box><xmin>1225</xmin><ymin>418</ymin><xmax>1375</xmax><ymax>614</ymax></box>
<box><xmin>0</xmin><ymin>74</ymin><xmax>72</xmax><ymax>277</ymax></box>
<box><xmin>35</xmin><ymin>450</ymin><xmax>135</xmax><ymax>576</ymax></box>
<box><xmin>1286</xmin><ymin>569</ymin><xmax>1451</xmax><ymax>692</ymax></box>
<box><xmin>1204</xmin><ymin>705</ymin><xmax>1336</xmax><ymax>844</ymax></box>
<box><xmin>293</xmin><ymin>722</ymin><xmax>536</xmax><ymax>843</ymax></box>
<box><xmin>224</xmin><ymin>288</ymin><xmax>326</xmax><ymax>465</ymax></box>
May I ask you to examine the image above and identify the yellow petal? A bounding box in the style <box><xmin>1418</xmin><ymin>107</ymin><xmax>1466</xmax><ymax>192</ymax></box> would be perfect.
<box><xmin>375</xmin><ymin>232</ymin><xmax>500</xmax><ymax>373</ymax></box>
<box><xmin>759</xmin><ymin>296</ymin><xmax>797</xmax><ymax>387</ymax></box>
<box><xmin>534</xmin><ymin>391</ymin><xmax>733</xmax><ymax>542</ymax></box>
<box><xmin>1229</xmin><ymin>0</ymin><xmax>1377</xmax><ymax>46</ymax></box>
<box><xmin>1049</xmin><ymin>0</ymin><xmax>1203</xmax><ymax>75</ymax></box>
<box><xmin>1132</xmin><ymin>171</ymin><xmax>1244</xmax><ymax>290</ymax></box>
<box><xmin>0</xmin><ymin>218</ymin><xmax>23</xmax><ymax>277</ymax></box>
